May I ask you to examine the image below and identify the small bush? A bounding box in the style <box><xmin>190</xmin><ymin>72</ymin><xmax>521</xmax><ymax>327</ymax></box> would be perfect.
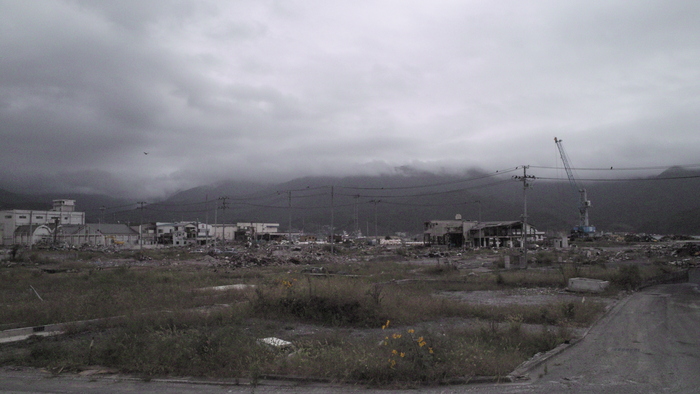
<box><xmin>535</xmin><ymin>251</ymin><xmax>560</xmax><ymax>265</ymax></box>
<box><xmin>251</xmin><ymin>278</ymin><xmax>383</xmax><ymax>327</ymax></box>
<box><xmin>613</xmin><ymin>265</ymin><xmax>642</xmax><ymax>290</ymax></box>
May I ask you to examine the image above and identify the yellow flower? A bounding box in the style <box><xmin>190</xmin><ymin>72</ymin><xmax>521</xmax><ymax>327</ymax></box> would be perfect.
<box><xmin>392</xmin><ymin>349</ymin><xmax>398</xmax><ymax>355</ymax></box>
<box><xmin>407</xmin><ymin>329</ymin><xmax>415</xmax><ymax>334</ymax></box>
<box><xmin>400</xmin><ymin>352</ymin><xmax>405</xmax><ymax>358</ymax></box>
<box><xmin>429</xmin><ymin>347</ymin><xmax>434</xmax><ymax>354</ymax></box>
<box><xmin>392</xmin><ymin>333</ymin><xmax>402</xmax><ymax>339</ymax></box>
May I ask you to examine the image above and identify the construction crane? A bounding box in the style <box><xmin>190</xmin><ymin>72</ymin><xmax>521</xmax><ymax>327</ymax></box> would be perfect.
<box><xmin>554</xmin><ymin>137</ymin><xmax>595</xmax><ymax>237</ymax></box>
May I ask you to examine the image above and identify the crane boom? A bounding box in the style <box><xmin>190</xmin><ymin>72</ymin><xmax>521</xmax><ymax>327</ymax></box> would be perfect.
<box><xmin>554</xmin><ymin>137</ymin><xmax>594</xmax><ymax>235</ymax></box>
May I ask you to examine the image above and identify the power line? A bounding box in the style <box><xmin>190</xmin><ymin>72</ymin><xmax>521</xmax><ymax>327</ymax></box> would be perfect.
<box><xmin>537</xmin><ymin>174</ymin><xmax>700</xmax><ymax>182</ymax></box>
<box><xmin>73</xmin><ymin>163</ymin><xmax>700</xmax><ymax>220</ymax></box>
<box><xmin>531</xmin><ymin>163</ymin><xmax>700</xmax><ymax>171</ymax></box>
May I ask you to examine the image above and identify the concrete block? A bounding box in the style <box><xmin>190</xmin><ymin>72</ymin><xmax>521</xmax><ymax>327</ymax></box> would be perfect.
<box><xmin>257</xmin><ymin>337</ymin><xmax>294</xmax><ymax>350</ymax></box>
<box><xmin>568</xmin><ymin>277</ymin><xmax>609</xmax><ymax>293</ymax></box>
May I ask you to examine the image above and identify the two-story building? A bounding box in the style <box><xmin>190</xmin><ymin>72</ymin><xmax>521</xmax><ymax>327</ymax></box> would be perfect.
<box><xmin>1</xmin><ymin>200</ymin><xmax>85</xmax><ymax>245</ymax></box>
<box><xmin>424</xmin><ymin>216</ymin><xmax>543</xmax><ymax>249</ymax></box>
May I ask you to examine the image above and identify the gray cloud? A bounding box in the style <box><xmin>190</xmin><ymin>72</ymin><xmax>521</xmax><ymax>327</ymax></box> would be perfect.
<box><xmin>1</xmin><ymin>0</ymin><xmax>699</xmax><ymax>198</ymax></box>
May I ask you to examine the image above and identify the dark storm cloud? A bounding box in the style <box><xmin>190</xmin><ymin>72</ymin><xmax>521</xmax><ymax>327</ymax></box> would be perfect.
<box><xmin>1</xmin><ymin>0</ymin><xmax>699</xmax><ymax>198</ymax></box>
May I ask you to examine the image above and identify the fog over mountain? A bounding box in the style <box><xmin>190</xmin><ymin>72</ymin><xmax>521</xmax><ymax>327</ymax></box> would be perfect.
<box><xmin>3</xmin><ymin>167</ymin><xmax>699</xmax><ymax>236</ymax></box>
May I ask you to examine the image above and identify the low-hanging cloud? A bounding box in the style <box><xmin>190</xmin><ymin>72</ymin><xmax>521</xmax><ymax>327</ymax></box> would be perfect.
<box><xmin>1</xmin><ymin>0</ymin><xmax>699</xmax><ymax>198</ymax></box>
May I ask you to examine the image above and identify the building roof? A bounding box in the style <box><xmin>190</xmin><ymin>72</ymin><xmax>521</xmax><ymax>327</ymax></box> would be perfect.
<box><xmin>13</xmin><ymin>224</ymin><xmax>52</xmax><ymax>235</ymax></box>
<box><xmin>470</xmin><ymin>221</ymin><xmax>522</xmax><ymax>230</ymax></box>
<box><xmin>57</xmin><ymin>224</ymin><xmax>85</xmax><ymax>235</ymax></box>
<box><xmin>86</xmin><ymin>223</ymin><xmax>139</xmax><ymax>235</ymax></box>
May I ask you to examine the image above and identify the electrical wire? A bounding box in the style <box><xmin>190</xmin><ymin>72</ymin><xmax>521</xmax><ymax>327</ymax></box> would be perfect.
<box><xmin>537</xmin><ymin>174</ymin><xmax>700</xmax><ymax>182</ymax></box>
<box><xmin>77</xmin><ymin>163</ymin><xmax>700</xmax><ymax>217</ymax></box>
<box><xmin>530</xmin><ymin>163</ymin><xmax>700</xmax><ymax>171</ymax></box>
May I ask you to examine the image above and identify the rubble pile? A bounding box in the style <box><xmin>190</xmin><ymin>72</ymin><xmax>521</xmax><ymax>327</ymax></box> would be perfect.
<box><xmin>206</xmin><ymin>249</ymin><xmax>335</xmax><ymax>270</ymax></box>
<box><xmin>623</xmin><ymin>234</ymin><xmax>658</xmax><ymax>243</ymax></box>
<box><xmin>673</xmin><ymin>243</ymin><xmax>700</xmax><ymax>257</ymax></box>
<box><xmin>660</xmin><ymin>234</ymin><xmax>697</xmax><ymax>241</ymax></box>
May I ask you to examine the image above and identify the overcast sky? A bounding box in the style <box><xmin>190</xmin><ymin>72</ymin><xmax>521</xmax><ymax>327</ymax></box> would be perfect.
<box><xmin>2</xmin><ymin>0</ymin><xmax>699</xmax><ymax>198</ymax></box>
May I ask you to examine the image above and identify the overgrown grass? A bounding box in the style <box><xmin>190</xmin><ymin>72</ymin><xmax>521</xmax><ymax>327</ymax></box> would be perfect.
<box><xmin>2</xmin><ymin>250</ymin><xmax>651</xmax><ymax>386</ymax></box>
<box><xmin>247</xmin><ymin>272</ymin><xmax>604</xmax><ymax>328</ymax></box>
<box><xmin>2</xmin><ymin>312</ymin><xmax>573</xmax><ymax>385</ymax></box>
<box><xmin>0</xmin><ymin>265</ymin><xmax>254</xmax><ymax>329</ymax></box>
<box><xmin>2</xmin><ymin>309</ymin><xmax>269</xmax><ymax>379</ymax></box>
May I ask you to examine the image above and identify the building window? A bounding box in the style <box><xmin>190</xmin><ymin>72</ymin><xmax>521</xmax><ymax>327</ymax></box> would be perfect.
<box><xmin>36</xmin><ymin>216</ymin><xmax>43</xmax><ymax>219</ymax></box>
<box><xmin>19</xmin><ymin>215</ymin><xmax>27</xmax><ymax>219</ymax></box>
<box><xmin>4</xmin><ymin>215</ymin><xmax>11</xmax><ymax>219</ymax></box>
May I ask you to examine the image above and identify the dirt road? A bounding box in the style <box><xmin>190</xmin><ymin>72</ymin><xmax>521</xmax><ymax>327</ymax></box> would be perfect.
<box><xmin>1</xmin><ymin>283</ymin><xmax>698</xmax><ymax>393</ymax></box>
<box><xmin>517</xmin><ymin>282</ymin><xmax>700</xmax><ymax>393</ymax></box>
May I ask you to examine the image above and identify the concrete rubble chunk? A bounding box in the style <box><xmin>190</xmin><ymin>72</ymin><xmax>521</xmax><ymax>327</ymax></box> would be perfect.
<box><xmin>567</xmin><ymin>277</ymin><xmax>610</xmax><ymax>293</ymax></box>
<box><xmin>257</xmin><ymin>337</ymin><xmax>294</xmax><ymax>350</ymax></box>
<box><xmin>195</xmin><ymin>284</ymin><xmax>255</xmax><ymax>292</ymax></box>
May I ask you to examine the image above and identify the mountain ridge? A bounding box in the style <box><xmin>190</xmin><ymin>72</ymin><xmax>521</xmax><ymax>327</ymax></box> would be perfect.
<box><xmin>1</xmin><ymin>167</ymin><xmax>699</xmax><ymax>235</ymax></box>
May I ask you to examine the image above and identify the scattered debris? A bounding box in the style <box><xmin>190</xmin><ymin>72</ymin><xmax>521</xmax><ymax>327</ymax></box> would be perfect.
<box><xmin>300</xmin><ymin>266</ymin><xmax>328</xmax><ymax>275</ymax></box>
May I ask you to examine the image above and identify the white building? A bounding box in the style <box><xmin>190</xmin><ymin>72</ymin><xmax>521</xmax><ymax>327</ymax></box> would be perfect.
<box><xmin>1</xmin><ymin>200</ymin><xmax>85</xmax><ymax>245</ymax></box>
<box><xmin>156</xmin><ymin>222</ymin><xmax>214</xmax><ymax>246</ymax></box>
<box><xmin>58</xmin><ymin>224</ymin><xmax>140</xmax><ymax>247</ymax></box>
<box><xmin>236</xmin><ymin>222</ymin><xmax>279</xmax><ymax>234</ymax></box>
<box><xmin>210</xmin><ymin>223</ymin><xmax>238</xmax><ymax>242</ymax></box>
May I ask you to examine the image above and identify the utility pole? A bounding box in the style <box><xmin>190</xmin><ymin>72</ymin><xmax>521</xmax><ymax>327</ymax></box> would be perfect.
<box><xmin>137</xmin><ymin>201</ymin><xmax>147</xmax><ymax>250</ymax></box>
<box><xmin>353</xmin><ymin>194</ymin><xmax>360</xmax><ymax>237</ymax></box>
<box><xmin>213</xmin><ymin>198</ymin><xmax>218</xmax><ymax>249</ymax></box>
<box><xmin>99</xmin><ymin>206</ymin><xmax>106</xmax><ymax>246</ymax></box>
<box><xmin>474</xmin><ymin>200</ymin><xmax>482</xmax><ymax>248</ymax></box>
<box><xmin>513</xmin><ymin>166</ymin><xmax>535</xmax><ymax>268</ymax></box>
<box><xmin>330</xmin><ymin>186</ymin><xmax>335</xmax><ymax>255</ymax></box>
<box><xmin>205</xmin><ymin>195</ymin><xmax>209</xmax><ymax>246</ymax></box>
<box><xmin>370</xmin><ymin>199</ymin><xmax>381</xmax><ymax>245</ymax></box>
<box><xmin>28</xmin><ymin>210</ymin><xmax>33</xmax><ymax>250</ymax></box>
<box><xmin>288</xmin><ymin>190</ymin><xmax>293</xmax><ymax>245</ymax></box>
<box><xmin>52</xmin><ymin>217</ymin><xmax>60</xmax><ymax>245</ymax></box>
<box><xmin>218</xmin><ymin>197</ymin><xmax>229</xmax><ymax>246</ymax></box>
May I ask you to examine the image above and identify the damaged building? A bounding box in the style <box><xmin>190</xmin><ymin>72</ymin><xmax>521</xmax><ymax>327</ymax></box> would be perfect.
<box><xmin>424</xmin><ymin>217</ymin><xmax>544</xmax><ymax>248</ymax></box>
<box><xmin>1</xmin><ymin>200</ymin><xmax>86</xmax><ymax>246</ymax></box>
<box><xmin>1</xmin><ymin>199</ymin><xmax>283</xmax><ymax>248</ymax></box>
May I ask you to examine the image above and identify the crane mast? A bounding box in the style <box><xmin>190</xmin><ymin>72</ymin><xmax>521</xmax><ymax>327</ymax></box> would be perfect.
<box><xmin>554</xmin><ymin>137</ymin><xmax>595</xmax><ymax>236</ymax></box>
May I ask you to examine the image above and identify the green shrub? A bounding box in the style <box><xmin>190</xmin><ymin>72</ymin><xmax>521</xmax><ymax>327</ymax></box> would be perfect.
<box><xmin>613</xmin><ymin>265</ymin><xmax>642</xmax><ymax>290</ymax></box>
<box><xmin>251</xmin><ymin>278</ymin><xmax>381</xmax><ymax>326</ymax></box>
